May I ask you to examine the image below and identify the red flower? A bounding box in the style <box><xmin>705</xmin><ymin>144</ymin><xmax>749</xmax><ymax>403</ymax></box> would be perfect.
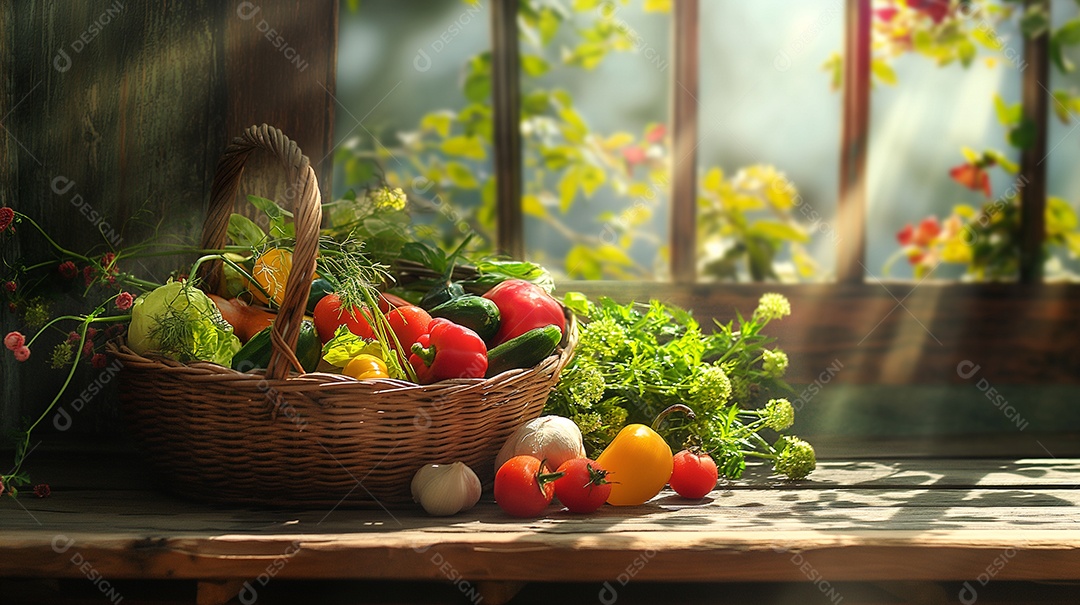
<box><xmin>914</xmin><ymin>217</ymin><xmax>941</xmax><ymax>246</ymax></box>
<box><xmin>645</xmin><ymin>124</ymin><xmax>666</xmax><ymax>144</ymax></box>
<box><xmin>7</xmin><ymin>302</ymin><xmax>16</xmax><ymax>313</ymax></box>
<box><xmin>897</xmin><ymin>224</ymin><xmax>915</xmax><ymax>246</ymax></box>
<box><xmin>82</xmin><ymin>340</ymin><xmax>94</xmax><ymax>357</ymax></box>
<box><xmin>106</xmin><ymin>324</ymin><xmax>125</xmax><ymax>338</ymax></box>
<box><xmin>13</xmin><ymin>346</ymin><xmax>30</xmax><ymax>362</ymax></box>
<box><xmin>101</xmin><ymin>252</ymin><xmax>116</xmax><ymax>270</ymax></box>
<box><xmin>875</xmin><ymin>7</ymin><xmax>899</xmax><ymax>22</ymax></box>
<box><xmin>3</xmin><ymin>281</ymin><xmax>15</xmax><ymax>293</ymax></box>
<box><xmin>949</xmin><ymin>163</ymin><xmax>992</xmax><ymax>198</ymax></box>
<box><xmin>908</xmin><ymin>0</ymin><xmax>950</xmax><ymax>23</ymax></box>
<box><xmin>67</xmin><ymin>331</ymin><xmax>81</xmax><ymax>344</ymax></box>
<box><xmin>58</xmin><ymin>260</ymin><xmax>78</xmax><ymax>279</ymax></box>
<box><xmin>83</xmin><ymin>265</ymin><xmax>95</xmax><ymax>286</ymax></box>
<box><xmin>622</xmin><ymin>145</ymin><xmax>647</xmax><ymax>167</ymax></box>
<box><xmin>87</xmin><ymin>327</ymin><xmax>99</xmax><ymax>340</ymax></box>
<box><xmin>0</xmin><ymin>207</ymin><xmax>13</xmax><ymax>232</ymax></box>
<box><xmin>4</xmin><ymin>331</ymin><xmax>25</xmax><ymax>351</ymax></box>
<box><xmin>115</xmin><ymin>291</ymin><xmax>134</xmax><ymax>311</ymax></box>
<box><xmin>33</xmin><ymin>483</ymin><xmax>51</xmax><ymax>498</ymax></box>
<box><xmin>91</xmin><ymin>353</ymin><xmax>107</xmax><ymax>369</ymax></box>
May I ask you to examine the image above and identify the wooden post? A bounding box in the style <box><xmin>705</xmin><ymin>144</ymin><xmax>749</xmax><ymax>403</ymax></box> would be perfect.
<box><xmin>837</xmin><ymin>0</ymin><xmax>871</xmax><ymax>284</ymax></box>
<box><xmin>490</xmin><ymin>0</ymin><xmax>524</xmax><ymax>259</ymax></box>
<box><xmin>670</xmin><ymin>0</ymin><xmax>700</xmax><ymax>283</ymax></box>
<box><xmin>1018</xmin><ymin>0</ymin><xmax>1049</xmax><ymax>284</ymax></box>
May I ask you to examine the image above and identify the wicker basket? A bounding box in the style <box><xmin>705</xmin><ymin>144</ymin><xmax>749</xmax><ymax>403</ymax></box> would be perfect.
<box><xmin>112</xmin><ymin>124</ymin><xmax>576</xmax><ymax>508</ymax></box>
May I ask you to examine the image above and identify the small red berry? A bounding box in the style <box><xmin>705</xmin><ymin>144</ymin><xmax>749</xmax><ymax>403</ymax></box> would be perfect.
<box><xmin>58</xmin><ymin>260</ymin><xmax>78</xmax><ymax>279</ymax></box>
<box><xmin>13</xmin><ymin>346</ymin><xmax>30</xmax><ymax>362</ymax></box>
<box><xmin>82</xmin><ymin>340</ymin><xmax>94</xmax><ymax>356</ymax></box>
<box><xmin>91</xmin><ymin>353</ymin><xmax>107</xmax><ymax>369</ymax></box>
<box><xmin>4</xmin><ymin>331</ymin><xmax>25</xmax><ymax>351</ymax></box>
<box><xmin>115</xmin><ymin>291</ymin><xmax>134</xmax><ymax>311</ymax></box>
<box><xmin>3</xmin><ymin>281</ymin><xmax>15</xmax><ymax>293</ymax></box>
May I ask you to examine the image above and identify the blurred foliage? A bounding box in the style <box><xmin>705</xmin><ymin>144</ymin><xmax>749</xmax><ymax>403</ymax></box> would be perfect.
<box><xmin>850</xmin><ymin>0</ymin><xmax>1080</xmax><ymax>280</ymax></box>
<box><xmin>337</xmin><ymin>0</ymin><xmax>820</xmax><ymax>281</ymax></box>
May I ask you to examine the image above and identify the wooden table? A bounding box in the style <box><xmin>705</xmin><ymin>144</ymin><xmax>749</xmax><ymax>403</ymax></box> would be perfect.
<box><xmin>2</xmin><ymin>450</ymin><xmax>1079</xmax><ymax>604</ymax></box>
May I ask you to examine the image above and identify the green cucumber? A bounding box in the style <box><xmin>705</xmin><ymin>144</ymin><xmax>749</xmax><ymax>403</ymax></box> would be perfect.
<box><xmin>420</xmin><ymin>281</ymin><xmax>466</xmax><ymax>310</ymax></box>
<box><xmin>306</xmin><ymin>277</ymin><xmax>336</xmax><ymax>314</ymax></box>
<box><xmin>430</xmin><ymin>295</ymin><xmax>501</xmax><ymax>342</ymax></box>
<box><xmin>485</xmin><ymin>324</ymin><xmax>562</xmax><ymax>378</ymax></box>
<box><xmin>232</xmin><ymin>319</ymin><xmax>321</xmax><ymax>373</ymax></box>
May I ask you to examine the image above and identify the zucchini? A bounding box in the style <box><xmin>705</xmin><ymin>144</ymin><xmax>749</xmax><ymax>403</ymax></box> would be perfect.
<box><xmin>430</xmin><ymin>295</ymin><xmax>501</xmax><ymax>342</ymax></box>
<box><xmin>484</xmin><ymin>324</ymin><xmax>562</xmax><ymax>378</ymax></box>
<box><xmin>306</xmin><ymin>277</ymin><xmax>336</xmax><ymax>315</ymax></box>
<box><xmin>232</xmin><ymin>319</ymin><xmax>321</xmax><ymax>373</ymax></box>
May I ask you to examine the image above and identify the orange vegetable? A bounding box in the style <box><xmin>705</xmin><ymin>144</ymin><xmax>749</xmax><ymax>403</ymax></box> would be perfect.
<box><xmin>209</xmin><ymin>293</ymin><xmax>275</xmax><ymax>343</ymax></box>
<box><xmin>596</xmin><ymin>404</ymin><xmax>695</xmax><ymax>506</ymax></box>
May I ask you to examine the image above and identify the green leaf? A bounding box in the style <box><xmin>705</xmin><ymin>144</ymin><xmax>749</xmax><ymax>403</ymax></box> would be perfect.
<box><xmin>559</xmin><ymin>108</ymin><xmax>588</xmax><ymax>144</ymax></box>
<box><xmin>562</xmin><ymin>291</ymin><xmax>592</xmax><ymax>316</ymax></box>
<box><xmin>227</xmin><ymin>213</ymin><xmax>267</xmax><ymax>248</ymax></box>
<box><xmin>993</xmin><ymin>94</ymin><xmax>1022</xmax><ymax>126</ymax></box>
<box><xmin>420</xmin><ymin>111</ymin><xmax>454</xmax><ymax>137</ymax></box>
<box><xmin>522</xmin><ymin>194</ymin><xmax>548</xmax><ymax>218</ymax></box>
<box><xmin>322</xmin><ymin>325</ymin><xmax>382</xmax><ymax>368</ymax></box>
<box><xmin>521</xmin><ymin>54</ymin><xmax>550</xmax><ymax>77</ymax></box>
<box><xmin>644</xmin><ymin>0</ymin><xmax>671</xmax><ymax>11</ymax></box>
<box><xmin>558</xmin><ymin>166</ymin><xmax>581</xmax><ymax>213</ymax></box>
<box><xmin>441</xmin><ymin>135</ymin><xmax>487</xmax><ymax>160</ymax></box>
<box><xmin>1051</xmin><ymin>38</ymin><xmax>1075</xmax><ymax>73</ymax></box>
<box><xmin>464</xmin><ymin>71</ymin><xmax>490</xmax><ymax>103</ymax></box>
<box><xmin>538</xmin><ymin>7</ymin><xmax>561</xmax><ymax>45</ymax></box>
<box><xmin>1053</xmin><ymin>17</ymin><xmax>1080</xmax><ymax>45</ymax></box>
<box><xmin>246</xmin><ymin>195</ymin><xmax>291</xmax><ymax>239</ymax></box>
<box><xmin>985</xmin><ymin>149</ymin><xmax>1019</xmax><ymax>174</ymax></box>
<box><xmin>522</xmin><ymin>91</ymin><xmax>551</xmax><ymax>116</ymax></box>
<box><xmin>1051</xmin><ymin>90</ymin><xmax>1074</xmax><ymax>124</ymax></box>
<box><xmin>1008</xmin><ymin>118</ymin><xmax>1037</xmax><ymax>149</ymax></box>
<box><xmin>564</xmin><ymin>41</ymin><xmax>608</xmax><ymax>70</ymax></box>
<box><xmin>579</xmin><ymin>164</ymin><xmax>606</xmax><ymax>197</ymax></box>
<box><xmin>445</xmin><ymin>162</ymin><xmax>480</xmax><ymax>189</ymax></box>
<box><xmin>1021</xmin><ymin>5</ymin><xmax>1050</xmax><ymax>38</ymax></box>
<box><xmin>870</xmin><ymin>59</ymin><xmax>898</xmax><ymax>86</ymax></box>
<box><xmin>748</xmin><ymin>221</ymin><xmax>810</xmax><ymax>244</ymax></box>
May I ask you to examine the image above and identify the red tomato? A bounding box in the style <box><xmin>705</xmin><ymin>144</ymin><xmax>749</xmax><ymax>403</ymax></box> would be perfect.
<box><xmin>385</xmin><ymin>305</ymin><xmax>432</xmax><ymax>352</ymax></box>
<box><xmin>494</xmin><ymin>455</ymin><xmax>563</xmax><ymax>518</ymax></box>
<box><xmin>669</xmin><ymin>449</ymin><xmax>719</xmax><ymax>499</ymax></box>
<box><xmin>313</xmin><ymin>293</ymin><xmax>374</xmax><ymax>343</ymax></box>
<box><xmin>482</xmin><ymin>280</ymin><xmax>566</xmax><ymax>346</ymax></box>
<box><xmin>554</xmin><ymin>458</ymin><xmax>611</xmax><ymax>514</ymax></box>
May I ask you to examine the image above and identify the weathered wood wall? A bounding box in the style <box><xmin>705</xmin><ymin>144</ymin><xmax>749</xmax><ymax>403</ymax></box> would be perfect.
<box><xmin>0</xmin><ymin>0</ymin><xmax>336</xmax><ymax>438</ymax></box>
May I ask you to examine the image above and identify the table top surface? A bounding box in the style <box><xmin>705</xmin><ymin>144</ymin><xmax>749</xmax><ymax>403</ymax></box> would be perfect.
<box><xmin>2</xmin><ymin>450</ymin><xmax>1079</xmax><ymax>586</ymax></box>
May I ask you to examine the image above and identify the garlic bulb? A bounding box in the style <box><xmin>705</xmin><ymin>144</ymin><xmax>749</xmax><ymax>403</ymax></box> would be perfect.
<box><xmin>494</xmin><ymin>415</ymin><xmax>585</xmax><ymax>473</ymax></box>
<box><xmin>411</xmin><ymin>462</ymin><xmax>482</xmax><ymax>516</ymax></box>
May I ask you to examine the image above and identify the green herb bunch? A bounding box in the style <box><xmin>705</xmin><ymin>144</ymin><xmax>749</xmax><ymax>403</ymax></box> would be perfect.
<box><xmin>546</xmin><ymin>293</ymin><xmax>815</xmax><ymax>480</ymax></box>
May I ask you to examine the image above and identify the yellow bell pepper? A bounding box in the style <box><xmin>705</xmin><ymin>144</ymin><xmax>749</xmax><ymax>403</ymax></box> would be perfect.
<box><xmin>596</xmin><ymin>404</ymin><xmax>695</xmax><ymax>506</ymax></box>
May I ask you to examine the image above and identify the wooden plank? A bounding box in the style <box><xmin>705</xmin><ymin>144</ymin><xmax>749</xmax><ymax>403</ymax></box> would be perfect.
<box><xmin>490</xmin><ymin>0</ymin><xmax>524</xmax><ymax>259</ymax></box>
<box><xmin>223</xmin><ymin>0</ymin><xmax>338</xmax><ymax>206</ymax></box>
<box><xmin>563</xmin><ymin>281</ymin><xmax>1080</xmax><ymax>384</ymax></box>
<box><xmin>0</xmin><ymin>1</ymin><xmax>224</xmax><ymax>436</ymax></box>
<box><xmin>1018</xmin><ymin>0</ymin><xmax>1050</xmax><ymax>283</ymax></box>
<box><xmin>837</xmin><ymin>0</ymin><xmax>871</xmax><ymax>283</ymax></box>
<box><xmin>670</xmin><ymin>0</ymin><xmax>699</xmax><ymax>283</ymax></box>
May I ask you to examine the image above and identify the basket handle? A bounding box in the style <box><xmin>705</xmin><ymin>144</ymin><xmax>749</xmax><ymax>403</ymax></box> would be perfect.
<box><xmin>198</xmin><ymin>124</ymin><xmax>322</xmax><ymax>380</ymax></box>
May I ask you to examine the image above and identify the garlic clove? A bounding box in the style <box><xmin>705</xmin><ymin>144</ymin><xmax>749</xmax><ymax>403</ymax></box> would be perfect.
<box><xmin>411</xmin><ymin>462</ymin><xmax>482</xmax><ymax>516</ymax></box>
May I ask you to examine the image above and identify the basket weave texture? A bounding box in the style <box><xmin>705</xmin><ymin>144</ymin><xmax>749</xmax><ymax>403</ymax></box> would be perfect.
<box><xmin>112</xmin><ymin>125</ymin><xmax>576</xmax><ymax>508</ymax></box>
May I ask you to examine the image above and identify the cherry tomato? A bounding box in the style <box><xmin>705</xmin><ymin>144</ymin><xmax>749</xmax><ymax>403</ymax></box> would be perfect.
<box><xmin>554</xmin><ymin>458</ymin><xmax>611</xmax><ymax>514</ymax></box>
<box><xmin>343</xmin><ymin>354</ymin><xmax>389</xmax><ymax>380</ymax></box>
<box><xmin>313</xmin><ymin>293</ymin><xmax>375</xmax><ymax>343</ymax></box>
<box><xmin>669</xmin><ymin>449</ymin><xmax>719</xmax><ymax>499</ymax></box>
<box><xmin>494</xmin><ymin>455</ymin><xmax>564</xmax><ymax>518</ymax></box>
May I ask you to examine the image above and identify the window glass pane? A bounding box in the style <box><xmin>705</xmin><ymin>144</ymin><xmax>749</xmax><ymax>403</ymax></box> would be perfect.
<box><xmin>697</xmin><ymin>0</ymin><xmax>841</xmax><ymax>283</ymax></box>
<box><xmin>1046</xmin><ymin>0</ymin><xmax>1080</xmax><ymax>280</ymax></box>
<box><xmin>520</xmin><ymin>1</ymin><xmax>671</xmax><ymax>280</ymax></box>
<box><xmin>334</xmin><ymin>0</ymin><xmax>494</xmax><ymax>251</ymax></box>
<box><xmin>867</xmin><ymin>1</ymin><xmax>1023</xmax><ymax>282</ymax></box>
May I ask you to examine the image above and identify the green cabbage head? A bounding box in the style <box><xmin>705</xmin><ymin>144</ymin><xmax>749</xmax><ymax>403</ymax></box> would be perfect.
<box><xmin>127</xmin><ymin>281</ymin><xmax>240</xmax><ymax>366</ymax></box>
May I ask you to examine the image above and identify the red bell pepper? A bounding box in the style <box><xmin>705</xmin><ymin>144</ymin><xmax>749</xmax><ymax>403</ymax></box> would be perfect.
<box><xmin>482</xmin><ymin>279</ymin><xmax>566</xmax><ymax>346</ymax></box>
<box><xmin>409</xmin><ymin>318</ymin><xmax>488</xmax><ymax>384</ymax></box>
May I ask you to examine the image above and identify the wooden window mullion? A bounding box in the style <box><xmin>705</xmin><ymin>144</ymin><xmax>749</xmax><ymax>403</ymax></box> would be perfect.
<box><xmin>1019</xmin><ymin>0</ymin><xmax>1050</xmax><ymax>283</ymax></box>
<box><xmin>837</xmin><ymin>0</ymin><xmax>871</xmax><ymax>284</ymax></box>
<box><xmin>670</xmin><ymin>0</ymin><xmax>700</xmax><ymax>283</ymax></box>
<box><xmin>491</xmin><ymin>0</ymin><xmax>524</xmax><ymax>259</ymax></box>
